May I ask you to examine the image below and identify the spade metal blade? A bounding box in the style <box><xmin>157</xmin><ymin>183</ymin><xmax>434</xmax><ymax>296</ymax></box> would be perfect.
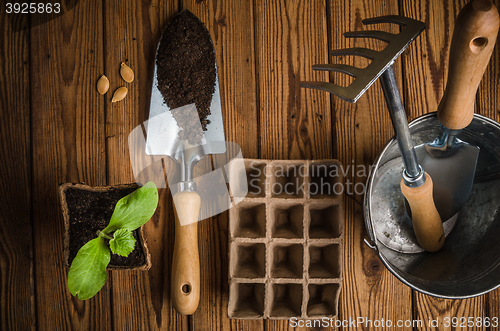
<box><xmin>415</xmin><ymin>137</ymin><xmax>479</xmax><ymax>221</ymax></box>
<box><xmin>145</xmin><ymin>65</ymin><xmax>226</xmax><ymax>159</ymax></box>
<box><xmin>145</xmin><ymin>10</ymin><xmax>226</xmax><ymax>161</ymax></box>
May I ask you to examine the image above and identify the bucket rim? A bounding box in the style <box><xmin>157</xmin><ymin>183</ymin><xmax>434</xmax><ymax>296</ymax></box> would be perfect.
<box><xmin>363</xmin><ymin>112</ymin><xmax>500</xmax><ymax>299</ymax></box>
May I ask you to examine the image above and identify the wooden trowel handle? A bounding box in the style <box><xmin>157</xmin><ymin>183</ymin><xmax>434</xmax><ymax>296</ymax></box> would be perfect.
<box><xmin>401</xmin><ymin>173</ymin><xmax>445</xmax><ymax>252</ymax></box>
<box><xmin>438</xmin><ymin>0</ymin><xmax>500</xmax><ymax>130</ymax></box>
<box><xmin>171</xmin><ymin>191</ymin><xmax>201</xmax><ymax>315</ymax></box>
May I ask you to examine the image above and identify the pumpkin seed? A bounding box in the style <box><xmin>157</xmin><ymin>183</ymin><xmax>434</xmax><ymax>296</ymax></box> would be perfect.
<box><xmin>120</xmin><ymin>62</ymin><xmax>134</xmax><ymax>83</ymax></box>
<box><xmin>97</xmin><ymin>75</ymin><xmax>109</xmax><ymax>95</ymax></box>
<box><xmin>111</xmin><ymin>87</ymin><xmax>128</xmax><ymax>102</ymax></box>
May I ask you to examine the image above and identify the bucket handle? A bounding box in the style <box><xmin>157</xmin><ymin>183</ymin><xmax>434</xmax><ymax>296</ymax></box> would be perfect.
<box><xmin>364</xmin><ymin>238</ymin><xmax>378</xmax><ymax>251</ymax></box>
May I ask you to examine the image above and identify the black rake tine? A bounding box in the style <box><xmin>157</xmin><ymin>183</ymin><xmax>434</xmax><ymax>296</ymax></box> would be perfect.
<box><xmin>312</xmin><ymin>63</ymin><xmax>362</xmax><ymax>77</ymax></box>
<box><xmin>362</xmin><ymin>15</ymin><xmax>414</xmax><ymax>27</ymax></box>
<box><xmin>343</xmin><ymin>30</ymin><xmax>395</xmax><ymax>42</ymax></box>
<box><xmin>330</xmin><ymin>47</ymin><xmax>379</xmax><ymax>60</ymax></box>
<box><xmin>299</xmin><ymin>81</ymin><xmax>356</xmax><ymax>103</ymax></box>
<box><xmin>300</xmin><ymin>15</ymin><xmax>425</xmax><ymax>103</ymax></box>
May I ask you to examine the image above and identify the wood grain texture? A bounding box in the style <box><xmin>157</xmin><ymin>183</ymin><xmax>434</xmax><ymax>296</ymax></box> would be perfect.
<box><xmin>415</xmin><ymin>299</ymin><xmax>490</xmax><ymax>331</ymax></box>
<box><xmin>476</xmin><ymin>0</ymin><xmax>500</xmax><ymax>123</ymax></box>
<box><xmin>327</xmin><ymin>0</ymin><xmax>414</xmax><ymax>330</ymax></box>
<box><xmin>0</xmin><ymin>9</ymin><xmax>34</xmax><ymax>331</ymax></box>
<box><xmin>0</xmin><ymin>0</ymin><xmax>499</xmax><ymax>329</ymax></box>
<box><xmin>488</xmin><ymin>289</ymin><xmax>500</xmax><ymax>328</ymax></box>
<box><xmin>479</xmin><ymin>0</ymin><xmax>500</xmax><ymax>325</ymax></box>
<box><xmin>103</xmin><ymin>0</ymin><xmax>187</xmax><ymax>330</ymax></box>
<box><xmin>401</xmin><ymin>0</ymin><xmax>462</xmax><ymax>121</ymax></box>
<box><xmin>30</xmin><ymin>0</ymin><xmax>110</xmax><ymax>329</ymax></box>
<box><xmin>402</xmin><ymin>1</ymin><xmax>488</xmax><ymax>329</ymax></box>
<box><xmin>178</xmin><ymin>0</ymin><xmax>263</xmax><ymax>330</ymax></box>
<box><xmin>253</xmin><ymin>0</ymin><xmax>332</xmax><ymax>329</ymax></box>
<box><xmin>255</xmin><ymin>0</ymin><xmax>332</xmax><ymax>161</ymax></box>
<box><xmin>182</xmin><ymin>0</ymin><xmax>260</xmax><ymax>159</ymax></box>
<box><xmin>415</xmin><ymin>299</ymin><xmax>487</xmax><ymax>331</ymax></box>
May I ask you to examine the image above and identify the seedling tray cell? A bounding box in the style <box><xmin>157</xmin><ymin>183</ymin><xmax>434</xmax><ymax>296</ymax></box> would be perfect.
<box><xmin>228</xmin><ymin>159</ymin><xmax>343</xmax><ymax>319</ymax></box>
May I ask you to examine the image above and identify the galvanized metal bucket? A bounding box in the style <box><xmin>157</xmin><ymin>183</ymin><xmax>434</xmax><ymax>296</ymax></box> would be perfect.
<box><xmin>364</xmin><ymin>112</ymin><xmax>500</xmax><ymax>298</ymax></box>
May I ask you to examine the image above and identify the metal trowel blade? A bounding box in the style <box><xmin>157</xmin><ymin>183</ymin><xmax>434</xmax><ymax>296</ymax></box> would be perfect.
<box><xmin>145</xmin><ymin>66</ymin><xmax>226</xmax><ymax>158</ymax></box>
<box><xmin>145</xmin><ymin>11</ymin><xmax>226</xmax><ymax>159</ymax></box>
<box><xmin>414</xmin><ymin>138</ymin><xmax>479</xmax><ymax>221</ymax></box>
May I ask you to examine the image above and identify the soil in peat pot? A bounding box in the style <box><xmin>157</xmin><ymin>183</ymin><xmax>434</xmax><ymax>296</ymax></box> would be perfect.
<box><xmin>156</xmin><ymin>9</ymin><xmax>216</xmax><ymax>144</ymax></box>
<box><xmin>64</xmin><ymin>185</ymin><xmax>146</xmax><ymax>267</ymax></box>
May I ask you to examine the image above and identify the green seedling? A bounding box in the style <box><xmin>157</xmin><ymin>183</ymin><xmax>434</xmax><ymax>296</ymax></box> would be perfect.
<box><xmin>67</xmin><ymin>181</ymin><xmax>159</xmax><ymax>300</ymax></box>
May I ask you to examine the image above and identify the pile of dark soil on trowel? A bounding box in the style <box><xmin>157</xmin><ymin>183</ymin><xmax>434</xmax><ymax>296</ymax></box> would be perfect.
<box><xmin>156</xmin><ymin>10</ymin><xmax>216</xmax><ymax>144</ymax></box>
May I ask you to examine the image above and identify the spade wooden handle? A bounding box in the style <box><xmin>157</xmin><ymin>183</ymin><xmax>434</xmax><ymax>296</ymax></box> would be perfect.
<box><xmin>171</xmin><ymin>191</ymin><xmax>201</xmax><ymax>315</ymax></box>
<box><xmin>400</xmin><ymin>173</ymin><xmax>445</xmax><ymax>252</ymax></box>
<box><xmin>437</xmin><ymin>0</ymin><xmax>499</xmax><ymax>130</ymax></box>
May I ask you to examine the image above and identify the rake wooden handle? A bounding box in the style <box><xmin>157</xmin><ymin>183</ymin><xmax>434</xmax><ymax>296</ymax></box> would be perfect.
<box><xmin>401</xmin><ymin>173</ymin><xmax>445</xmax><ymax>252</ymax></box>
<box><xmin>171</xmin><ymin>191</ymin><xmax>201</xmax><ymax>315</ymax></box>
<box><xmin>437</xmin><ymin>0</ymin><xmax>500</xmax><ymax>130</ymax></box>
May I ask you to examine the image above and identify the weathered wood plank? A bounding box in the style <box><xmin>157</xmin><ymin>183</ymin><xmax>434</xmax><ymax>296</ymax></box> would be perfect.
<box><xmin>327</xmin><ymin>0</ymin><xmax>413</xmax><ymax>330</ymax></box>
<box><xmin>18</xmin><ymin>0</ymin><xmax>500</xmax><ymax>329</ymax></box>
<box><xmin>400</xmin><ymin>0</ymin><xmax>460</xmax><ymax>121</ymax></box>
<box><xmin>178</xmin><ymin>1</ymin><xmax>261</xmax><ymax>330</ymax></box>
<box><xmin>253</xmin><ymin>0</ymin><xmax>332</xmax><ymax>329</ymax></box>
<box><xmin>413</xmin><ymin>298</ymin><xmax>486</xmax><ymax>331</ymax></box>
<box><xmin>477</xmin><ymin>0</ymin><xmax>500</xmax><ymax>122</ymax></box>
<box><xmin>402</xmin><ymin>1</ymin><xmax>487</xmax><ymax>329</ymax></box>
<box><xmin>488</xmin><ymin>289</ymin><xmax>500</xmax><ymax>329</ymax></box>
<box><xmin>181</xmin><ymin>0</ymin><xmax>260</xmax><ymax>160</ymax></box>
<box><xmin>479</xmin><ymin>0</ymin><xmax>500</xmax><ymax>325</ymax></box>
<box><xmin>400</xmin><ymin>0</ymin><xmax>478</xmax><ymax>119</ymax></box>
<box><xmin>30</xmin><ymin>0</ymin><xmax>110</xmax><ymax>329</ymax></box>
<box><xmin>103</xmin><ymin>1</ymin><xmax>187</xmax><ymax>330</ymax></box>
<box><xmin>0</xmin><ymin>9</ymin><xmax>34</xmax><ymax>331</ymax></box>
<box><xmin>255</xmin><ymin>0</ymin><xmax>332</xmax><ymax>162</ymax></box>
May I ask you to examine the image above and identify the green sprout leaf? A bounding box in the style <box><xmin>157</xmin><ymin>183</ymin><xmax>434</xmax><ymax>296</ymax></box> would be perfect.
<box><xmin>68</xmin><ymin>182</ymin><xmax>159</xmax><ymax>300</ymax></box>
<box><xmin>67</xmin><ymin>237</ymin><xmax>110</xmax><ymax>300</ymax></box>
<box><xmin>109</xmin><ymin>229</ymin><xmax>136</xmax><ymax>257</ymax></box>
<box><xmin>102</xmin><ymin>181</ymin><xmax>159</xmax><ymax>234</ymax></box>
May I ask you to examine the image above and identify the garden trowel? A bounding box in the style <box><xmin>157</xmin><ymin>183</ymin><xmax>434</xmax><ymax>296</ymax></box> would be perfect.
<box><xmin>145</xmin><ymin>11</ymin><xmax>226</xmax><ymax>315</ymax></box>
<box><xmin>414</xmin><ymin>0</ymin><xmax>499</xmax><ymax>222</ymax></box>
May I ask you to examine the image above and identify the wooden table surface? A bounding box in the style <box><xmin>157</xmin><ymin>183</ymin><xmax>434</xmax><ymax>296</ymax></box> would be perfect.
<box><xmin>2</xmin><ymin>0</ymin><xmax>500</xmax><ymax>330</ymax></box>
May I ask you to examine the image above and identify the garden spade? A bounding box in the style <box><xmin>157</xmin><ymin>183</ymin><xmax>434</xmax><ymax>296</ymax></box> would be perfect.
<box><xmin>414</xmin><ymin>0</ymin><xmax>499</xmax><ymax>222</ymax></box>
<box><xmin>145</xmin><ymin>11</ymin><xmax>226</xmax><ymax>315</ymax></box>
